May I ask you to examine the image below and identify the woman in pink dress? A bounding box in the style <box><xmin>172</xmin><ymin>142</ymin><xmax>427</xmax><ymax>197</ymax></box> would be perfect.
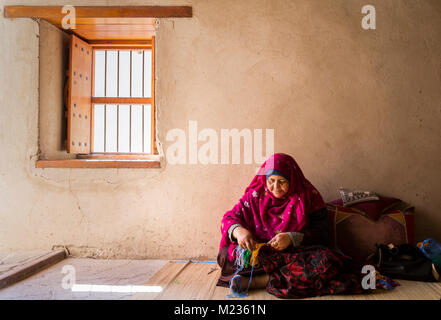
<box><xmin>217</xmin><ymin>153</ymin><xmax>365</xmax><ymax>299</ymax></box>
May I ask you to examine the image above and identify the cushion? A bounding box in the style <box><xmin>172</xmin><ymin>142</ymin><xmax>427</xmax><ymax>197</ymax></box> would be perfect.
<box><xmin>327</xmin><ymin>203</ymin><xmax>415</xmax><ymax>264</ymax></box>
<box><xmin>329</xmin><ymin>195</ymin><xmax>402</xmax><ymax>221</ymax></box>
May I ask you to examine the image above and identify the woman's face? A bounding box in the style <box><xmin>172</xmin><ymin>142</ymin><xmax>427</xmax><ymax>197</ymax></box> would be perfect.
<box><xmin>266</xmin><ymin>175</ymin><xmax>289</xmax><ymax>199</ymax></box>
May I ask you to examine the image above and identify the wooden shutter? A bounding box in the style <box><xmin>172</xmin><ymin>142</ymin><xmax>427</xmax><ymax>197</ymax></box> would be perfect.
<box><xmin>67</xmin><ymin>35</ymin><xmax>92</xmax><ymax>153</ymax></box>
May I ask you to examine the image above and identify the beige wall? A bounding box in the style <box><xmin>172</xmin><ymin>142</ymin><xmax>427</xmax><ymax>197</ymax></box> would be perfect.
<box><xmin>39</xmin><ymin>20</ymin><xmax>71</xmax><ymax>160</ymax></box>
<box><xmin>1</xmin><ymin>0</ymin><xmax>440</xmax><ymax>259</ymax></box>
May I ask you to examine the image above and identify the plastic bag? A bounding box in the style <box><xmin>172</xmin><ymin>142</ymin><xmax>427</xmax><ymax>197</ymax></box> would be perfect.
<box><xmin>417</xmin><ymin>238</ymin><xmax>441</xmax><ymax>270</ymax></box>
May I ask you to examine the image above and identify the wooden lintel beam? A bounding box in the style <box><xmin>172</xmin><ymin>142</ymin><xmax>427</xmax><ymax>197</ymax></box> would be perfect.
<box><xmin>4</xmin><ymin>6</ymin><xmax>193</xmax><ymax>19</ymax></box>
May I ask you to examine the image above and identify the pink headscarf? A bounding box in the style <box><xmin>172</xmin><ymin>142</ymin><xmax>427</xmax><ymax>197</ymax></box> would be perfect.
<box><xmin>219</xmin><ymin>153</ymin><xmax>326</xmax><ymax>261</ymax></box>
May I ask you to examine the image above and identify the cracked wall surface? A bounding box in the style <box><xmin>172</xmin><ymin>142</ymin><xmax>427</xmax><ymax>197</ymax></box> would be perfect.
<box><xmin>1</xmin><ymin>0</ymin><xmax>441</xmax><ymax>259</ymax></box>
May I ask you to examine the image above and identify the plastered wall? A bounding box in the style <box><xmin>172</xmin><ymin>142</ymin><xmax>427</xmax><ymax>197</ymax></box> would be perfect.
<box><xmin>1</xmin><ymin>0</ymin><xmax>440</xmax><ymax>259</ymax></box>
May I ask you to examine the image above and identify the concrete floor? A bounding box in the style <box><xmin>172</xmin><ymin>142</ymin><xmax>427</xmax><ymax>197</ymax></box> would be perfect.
<box><xmin>0</xmin><ymin>257</ymin><xmax>168</xmax><ymax>300</ymax></box>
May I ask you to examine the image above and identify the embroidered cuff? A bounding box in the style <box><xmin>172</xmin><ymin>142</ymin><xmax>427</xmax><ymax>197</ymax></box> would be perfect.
<box><xmin>287</xmin><ymin>232</ymin><xmax>304</xmax><ymax>247</ymax></box>
<box><xmin>228</xmin><ymin>224</ymin><xmax>242</xmax><ymax>242</ymax></box>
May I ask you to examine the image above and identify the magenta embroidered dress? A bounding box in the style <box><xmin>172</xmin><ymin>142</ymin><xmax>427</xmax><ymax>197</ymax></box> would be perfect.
<box><xmin>217</xmin><ymin>153</ymin><xmax>365</xmax><ymax>299</ymax></box>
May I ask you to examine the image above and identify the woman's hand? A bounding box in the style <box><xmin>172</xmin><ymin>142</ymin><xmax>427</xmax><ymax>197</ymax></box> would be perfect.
<box><xmin>232</xmin><ymin>227</ymin><xmax>256</xmax><ymax>252</ymax></box>
<box><xmin>268</xmin><ymin>233</ymin><xmax>291</xmax><ymax>251</ymax></box>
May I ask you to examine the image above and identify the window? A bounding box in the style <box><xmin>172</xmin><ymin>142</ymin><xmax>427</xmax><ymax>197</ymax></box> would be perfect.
<box><xmin>3</xmin><ymin>5</ymin><xmax>192</xmax><ymax>168</ymax></box>
<box><xmin>67</xmin><ymin>36</ymin><xmax>156</xmax><ymax>158</ymax></box>
<box><xmin>92</xmin><ymin>48</ymin><xmax>153</xmax><ymax>154</ymax></box>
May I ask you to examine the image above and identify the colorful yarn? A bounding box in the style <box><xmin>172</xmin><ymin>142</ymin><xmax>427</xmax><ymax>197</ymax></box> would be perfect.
<box><xmin>375</xmin><ymin>271</ymin><xmax>400</xmax><ymax>290</ymax></box>
<box><xmin>227</xmin><ymin>243</ymin><xmax>265</xmax><ymax>298</ymax></box>
<box><xmin>250</xmin><ymin>243</ymin><xmax>265</xmax><ymax>267</ymax></box>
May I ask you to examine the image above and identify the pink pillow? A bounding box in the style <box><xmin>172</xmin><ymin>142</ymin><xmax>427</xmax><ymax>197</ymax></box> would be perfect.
<box><xmin>326</xmin><ymin>205</ymin><xmax>414</xmax><ymax>263</ymax></box>
<box><xmin>329</xmin><ymin>196</ymin><xmax>402</xmax><ymax>221</ymax></box>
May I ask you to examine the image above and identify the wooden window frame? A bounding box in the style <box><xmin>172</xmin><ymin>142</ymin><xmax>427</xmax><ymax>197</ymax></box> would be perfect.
<box><xmin>37</xmin><ymin>38</ymin><xmax>160</xmax><ymax>169</ymax></box>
